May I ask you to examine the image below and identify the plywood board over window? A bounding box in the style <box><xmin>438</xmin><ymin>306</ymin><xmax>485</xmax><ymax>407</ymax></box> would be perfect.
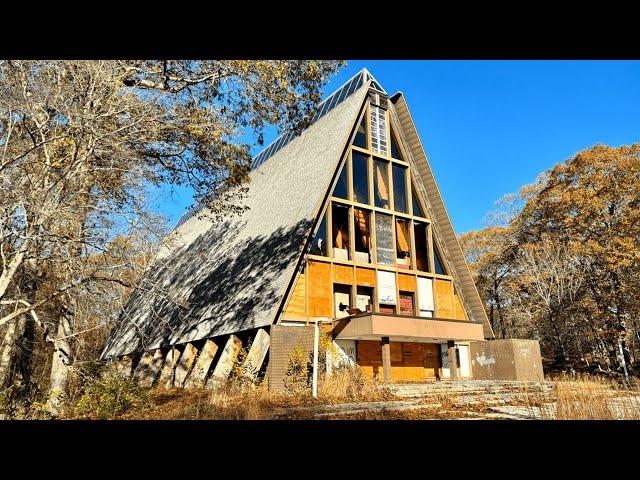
<box><xmin>434</xmin><ymin>278</ymin><xmax>455</xmax><ymax>319</ymax></box>
<box><xmin>356</xmin><ymin>267</ymin><xmax>376</xmax><ymax>287</ymax></box>
<box><xmin>398</xmin><ymin>273</ymin><xmax>416</xmax><ymax>292</ymax></box>
<box><xmin>333</xmin><ymin>264</ymin><xmax>354</xmax><ymax>285</ymax></box>
<box><xmin>308</xmin><ymin>261</ymin><xmax>332</xmax><ymax>318</ymax></box>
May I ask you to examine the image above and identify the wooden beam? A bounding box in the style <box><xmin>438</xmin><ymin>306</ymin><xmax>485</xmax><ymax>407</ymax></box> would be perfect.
<box><xmin>158</xmin><ymin>347</ymin><xmax>182</xmax><ymax>388</ymax></box>
<box><xmin>242</xmin><ymin>329</ymin><xmax>270</xmax><ymax>381</ymax></box>
<box><xmin>174</xmin><ymin>343</ymin><xmax>198</xmax><ymax>387</ymax></box>
<box><xmin>206</xmin><ymin>335</ymin><xmax>242</xmax><ymax>388</ymax></box>
<box><xmin>185</xmin><ymin>339</ymin><xmax>219</xmax><ymax>388</ymax></box>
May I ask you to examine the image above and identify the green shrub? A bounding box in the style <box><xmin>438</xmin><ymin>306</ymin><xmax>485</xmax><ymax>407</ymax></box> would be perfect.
<box><xmin>72</xmin><ymin>365</ymin><xmax>152</xmax><ymax>419</ymax></box>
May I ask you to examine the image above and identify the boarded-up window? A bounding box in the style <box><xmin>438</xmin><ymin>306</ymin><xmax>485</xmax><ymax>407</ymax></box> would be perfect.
<box><xmin>417</xmin><ymin>277</ymin><xmax>434</xmax><ymax>317</ymax></box>
<box><xmin>399</xmin><ymin>292</ymin><xmax>414</xmax><ymax>316</ymax></box>
<box><xmin>374</xmin><ymin>158</ymin><xmax>390</xmax><ymax>209</ymax></box>
<box><xmin>354</xmin><ymin>208</ymin><xmax>371</xmax><ymax>263</ymax></box>
<box><xmin>375</xmin><ymin>213</ymin><xmax>394</xmax><ymax>266</ymax></box>
<box><xmin>332</xmin><ymin>203</ymin><xmax>350</xmax><ymax>260</ymax></box>
<box><xmin>377</xmin><ymin>270</ymin><xmax>397</xmax><ymax>307</ymax></box>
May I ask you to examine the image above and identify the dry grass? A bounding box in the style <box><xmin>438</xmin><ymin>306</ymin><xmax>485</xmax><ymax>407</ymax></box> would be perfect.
<box><xmin>525</xmin><ymin>374</ymin><xmax>640</xmax><ymax>420</ymax></box>
<box><xmin>317</xmin><ymin>367</ymin><xmax>393</xmax><ymax>403</ymax></box>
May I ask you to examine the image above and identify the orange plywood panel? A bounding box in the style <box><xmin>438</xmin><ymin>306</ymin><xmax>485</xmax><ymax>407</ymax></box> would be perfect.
<box><xmin>308</xmin><ymin>261</ymin><xmax>332</xmax><ymax>317</ymax></box>
<box><xmin>434</xmin><ymin>278</ymin><xmax>455</xmax><ymax>319</ymax></box>
<box><xmin>283</xmin><ymin>271</ymin><xmax>306</xmax><ymax>319</ymax></box>
<box><xmin>356</xmin><ymin>267</ymin><xmax>376</xmax><ymax>287</ymax></box>
<box><xmin>398</xmin><ymin>273</ymin><xmax>416</xmax><ymax>292</ymax></box>
<box><xmin>333</xmin><ymin>264</ymin><xmax>354</xmax><ymax>285</ymax></box>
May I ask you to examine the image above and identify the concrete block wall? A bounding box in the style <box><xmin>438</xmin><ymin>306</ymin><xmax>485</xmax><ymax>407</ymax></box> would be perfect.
<box><xmin>470</xmin><ymin>339</ymin><xmax>544</xmax><ymax>381</ymax></box>
<box><xmin>267</xmin><ymin>325</ymin><xmax>315</xmax><ymax>392</ymax></box>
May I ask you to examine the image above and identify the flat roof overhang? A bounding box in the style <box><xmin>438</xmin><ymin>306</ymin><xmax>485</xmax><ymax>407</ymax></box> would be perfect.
<box><xmin>333</xmin><ymin>313</ymin><xmax>485</xmax><ymax>343</ymax></box>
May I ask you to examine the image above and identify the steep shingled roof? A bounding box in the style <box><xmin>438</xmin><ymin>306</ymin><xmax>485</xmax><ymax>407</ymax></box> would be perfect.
<box><xmin>100</xmin><ymin>76</ymin><xmax>371</xmax><ymax>359</ymax></box>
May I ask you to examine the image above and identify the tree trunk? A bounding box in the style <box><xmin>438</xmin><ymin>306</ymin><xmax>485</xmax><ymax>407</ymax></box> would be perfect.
<box><xmin>46</xmin><ymin>310</ymin><xmax>73</xmax><ymax>417</ymax></box>
<box><xmin>0</xmin><ymin>320</ymin><xmax>20</xmax><ymax>389</ymax></box>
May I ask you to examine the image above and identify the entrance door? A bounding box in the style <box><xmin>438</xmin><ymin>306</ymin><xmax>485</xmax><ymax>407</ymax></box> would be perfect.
<box><xmin>423</xmin><ymin>343</ymin><xmax>440</xmax><ymax>379</ymax></box>
<box><xmin>458</xmin><ymin>344</ymin><xmax>471</xmax><ymax>377</ymax></box>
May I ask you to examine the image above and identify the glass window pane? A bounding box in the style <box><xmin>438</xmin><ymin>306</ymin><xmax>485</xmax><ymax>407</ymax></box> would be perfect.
<box><xmin>375</xmin><ymin>213</ymin><xmax>394</xmax><ymax>266</ymax></box>
<box><xmin>352</xmin><ymin>116</ymin><xmax>367</xmax><ymax>149</ymax></box>
<box><xmin>392</xmin><ymin>164</ymin><xmax>408</xmax><ymax>213</ymax></box>
<box><xmin>395</xmin><ymin>218</ymin><xmax>411</xmax><ymax>269</ymax></box>
<box><xmin>332</xmin><ymin>161</ymin><xmax>348</xmax><ymax>199</ymax></box>
<box><xmin>412</xmin><ymin>182</ymin><xmax>425</xmax><ymax>218</ymax></box>
<box><xmin>391</xmin><ymin>128</ymin><xmax>403</xmax><ymax>160</ymax></box>
<box><xmin>352</xmin><ymin>151</ymin><xmax>369</xmax><ymax>205</ymax></box>
<box><xmin>434</xmin><ymin>242</ymin><xmax>447</xmax><ymax>275</ymax></box>
<box><xmin>414</xmin><ymin>222</ymin><xmax>429</xmax><ymax>272</ymax></box>
<box><xmin>374</xmin><ymin>158</ymin><xmax>390</xmax><ymax>209</ymax></box>
<box><xmin>310</xmin><ymin>211</ymin><xmax>328</xmax><ymax>256</ymax></box>
<box><xmin>332</xmin><ymin>203</ymin><xmax>351</xmax><ymax>260</ymax></box>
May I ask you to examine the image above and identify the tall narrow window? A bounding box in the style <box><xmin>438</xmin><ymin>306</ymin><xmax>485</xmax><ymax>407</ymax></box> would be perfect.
<box><xmin>413</xmin><ymin>221</ymin><xmax>429</xmax><ymax>272</ymax></box>
<box><xmin>370</xmin><ymin>105</ymin><xmax>388</xmax><ymax>156</ymax></box>
<box><xmin>390</xmin><ymin>128</ymin><xmax>403</xmax><ymax>160</ymax></box>
<box><xmin>332</xmin><ymin>162</ymin><xmax>348</xmax><ymax>199</ymax></box>
<box><xmin>412</xmin><ymin>182</ymin><xmax>425</xmax><ymax>218</ymax></box>
<box><xmin>434</xmin><ymin>242</ymin><xmax>447</xmax><ymax>275</ymax></box>
<box><xmin>352</xmin><ymin>115</ymin><xmax>367</xmax><ymax>149</ymax></box>
<box><xmin>395</xmin><ymin>218</ymin><xmax>411</xmax><ymax>269</ymax></box>
<box><xmin>374</xmin><ymin>158</ymin><xmax>390</xmax><ymax>209</ymax></box>
<box><xmin>352</xmin><ymin>151</ymin><xmax>370</xmax><ymax>205</ymax></box>
<box><xmin>332</xmin><ymin>203</ymin><xmax>351</xmax><ymax>260</ymax></box>
<box><xmin>354</xmin><ymin>208</ymin><xmax>371</xmax><ymax>264</ymax></box>
<box><xmin>375</xmin><ymin>213</ymin><xmax>394</xmax><ymax>266</ymax></box>
<box><xmin>310</xmin><ymin>210</ymin><xmax>328</xmax><ymax>257</ymax></box>
<box><xmin>392</xmin><ymin>164</ymin><xmax>408</xmax><ymax>213</ymax></box>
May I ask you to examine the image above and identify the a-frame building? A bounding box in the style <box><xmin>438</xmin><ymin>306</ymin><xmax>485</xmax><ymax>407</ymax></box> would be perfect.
<box><xmin>101</xmin><ymin>69</ymin><xmax>499</xmax><ymax>385</ymax></box>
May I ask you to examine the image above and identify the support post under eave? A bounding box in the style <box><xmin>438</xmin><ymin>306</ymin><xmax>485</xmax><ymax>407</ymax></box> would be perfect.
<box><xmin>381</xmin><ymin>336</ymin><xmax>392</xmax><ymax>384</ymax></box>
<box><xmin>447</xmin><ymin>340</ymin><xmax>458</xmax><ymax>380</ymax></box>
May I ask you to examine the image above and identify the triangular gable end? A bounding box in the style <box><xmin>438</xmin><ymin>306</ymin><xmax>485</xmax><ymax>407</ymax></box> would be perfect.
<box><xmin>389</xmin><ymin>92</ymin><xmax>494</xmax><ymax>339</ymax></box>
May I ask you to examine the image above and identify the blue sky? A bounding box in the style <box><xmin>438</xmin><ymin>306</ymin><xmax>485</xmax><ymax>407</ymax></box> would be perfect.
<box><xmin>158</xmin><ymin>60</ymin><xmax>640</xmax><ymax>234</ymax></box>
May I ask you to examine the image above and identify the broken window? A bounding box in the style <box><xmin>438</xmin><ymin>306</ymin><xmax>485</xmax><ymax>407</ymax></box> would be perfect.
<box><xmin>375</xmin><ymin>212</ymin><xmax>394</xmax><ymax>266</ymax></box>
<box><xmin>354</xmin><ymin>208</ymin><xmax>371</xmax><ymax>264</ymax></box>
<box><xmin>334</xmin><ymin>284</ymin><xmax>352</xmax><ymax>318</ymax></box>
<box><xmin>413</xmin><ymin>221</ymin><xmax>429</xmax><ymax>272</ymax></box>
<box><xmin>332</xmin><ymin>161</ymin><xmax>349</xmax><ymax>199</ymax></box>
<box><xmin>352</xmin><ymin>151</ymin><xmax>370</xmax><ymax>205</ymax></box>
<box><xmin>352</xmin><ymin>115</ymin><xmax>367</xmax><ymax>149</ymax></box>
<box><xmin>412</xmin><ymin>182</ymin><xmax>425</xmax><ymax>218</ymax></box>
<box><xmin>434</xmin><ymin>241</ymin><xmax>447</xmax><ymax>275</ymax></box>
<box><xmin>370</xmin><ymin>105</ymin><xmax>388</xmax><ymax>155</ymax></box>
<box><xmin>310</xmin><ymin>210</ymin><xmax>328</xmax><ymax>256</ymax></box>
<box><xmin>399</xmin><ymin>291</ymin><xmax>415</xmax><ymax>316</ymax></box>
<box><xmin>395</xmin><ymin>218</ymin><xmax>411</xmax><ymax>269</ymax></box>
<box><xmin>356</xmin><ymin>286</ymin><xmax>374</xmax><ymax>313</ymax></box>
<box><xmin>332</xmin><ymin>203</ymin><xmax>351</xmax><ymax>261</ymax></box>
<box><xmin>390</xmin><ymin>127</ymin><xmax>403</xmax><ymax>160</ymax></box>
<box><xmin>392</xmin><ymin>164</ymin><xmax>408</xmax><ymax>213</ymax></box>
<box><xmin>374</xmin><ymin>158</ymin><xmax>390</xmax><ymax>209</ymax></box>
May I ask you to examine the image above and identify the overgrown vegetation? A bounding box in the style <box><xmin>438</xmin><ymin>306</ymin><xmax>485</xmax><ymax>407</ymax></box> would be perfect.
<box><xmin>460</xmin><ymin>143</ymin><xmax>640</xmax><ymax>379</ymax></box>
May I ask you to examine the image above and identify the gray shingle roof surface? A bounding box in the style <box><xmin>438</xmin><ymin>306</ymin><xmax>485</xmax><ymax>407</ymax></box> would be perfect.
<box><xmin>100</xmin><ymin>82</ymin><xmax>369</xmax><ymax>359</ymax></box>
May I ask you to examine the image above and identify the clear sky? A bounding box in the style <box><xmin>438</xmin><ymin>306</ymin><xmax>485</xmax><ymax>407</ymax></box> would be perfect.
<box><xmin>158</xmin><ymin>60</ymin><xmax>640</xmax><ymax>234</ymax></box>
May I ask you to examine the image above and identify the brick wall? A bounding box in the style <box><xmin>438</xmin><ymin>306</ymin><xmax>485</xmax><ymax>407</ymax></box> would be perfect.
<box><xmin>267</xmin><ymin>325</ymin><xmax>315</xmax><ymax>392</ymax></box>
<box><xmin>470</xmin><ymin>339</ymin><xmax>544</xmax><ymax>381</ymax></box>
